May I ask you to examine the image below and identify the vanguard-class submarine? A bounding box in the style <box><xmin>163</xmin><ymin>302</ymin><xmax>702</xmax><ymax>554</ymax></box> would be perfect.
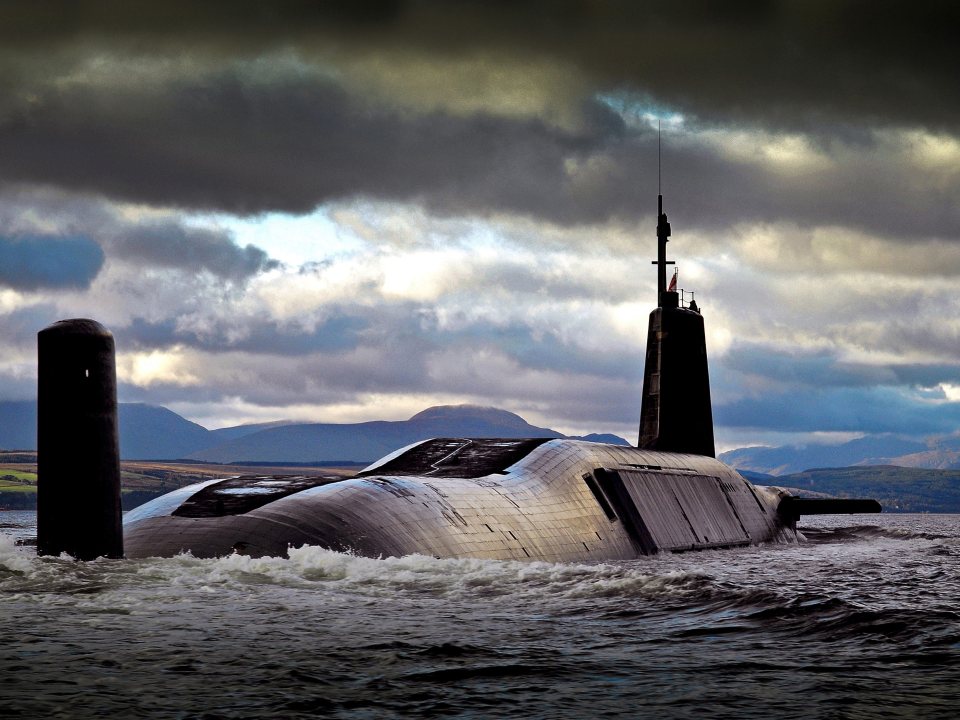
<box><xmin>36</xmin><ymin>193</ymin><xmax>880</xmax><ymax>561</ymax></box>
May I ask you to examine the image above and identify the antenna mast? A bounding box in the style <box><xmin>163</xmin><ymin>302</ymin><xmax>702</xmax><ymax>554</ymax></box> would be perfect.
<box><xmin>653</xmin><ymin>120</ymin><xmax>673</xmax><ymax>306</ymax></box>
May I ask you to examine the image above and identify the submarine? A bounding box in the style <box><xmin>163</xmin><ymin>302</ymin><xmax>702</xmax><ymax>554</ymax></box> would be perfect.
<box><xmin>37</xmin><ymin>192</ymin><xmax>880</xmax><ymax>561</ymax></box>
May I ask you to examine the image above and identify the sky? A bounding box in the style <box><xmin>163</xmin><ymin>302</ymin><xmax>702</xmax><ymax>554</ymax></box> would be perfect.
<box><xmin>1</xmin><ymin>1</ymin><xmax>959</xmax><ymax>449</ymax></box>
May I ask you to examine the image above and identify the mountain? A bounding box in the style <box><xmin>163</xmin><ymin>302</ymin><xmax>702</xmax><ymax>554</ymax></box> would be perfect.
<box><xmin>0</xmin><ymin>400</ymin><xmax>629</xmax><ymax>463</ymax></box>
<box><xmin>189</xmin><ymin>404</ymin><xmax>629</xmax><ymax>464</ymax></box>
<box><xmin>736</xmin><ymin>469</ymin><xmax>776</xmax><ymax>483</ymax></box>
<box><xmin>210</xmin><ymin>420</ymin><xmax>299</xmax><ymax>442</ymax></box>
<box><xmin>118</xmin><ymin>404</ymin><xmax>216</xmax><ymax>459</ymax></box>
<box><xmin>573</xmin><ymin>433</ymin><xmax>630</xmax><ymax>445</ymax></box>
<box><xmin>720</xmin><ymin>434</ymin><xmax>929</xmax><ymax>475</ymax></box>
<box><xmin>0</xmin><ymin>401</ymin><xmax>218</xmax><ymax>459</ymax></box>
<box><xmin>0</xmin><ymin>401</ymin><xmax>36</xmax><ymax>450</ymax></box>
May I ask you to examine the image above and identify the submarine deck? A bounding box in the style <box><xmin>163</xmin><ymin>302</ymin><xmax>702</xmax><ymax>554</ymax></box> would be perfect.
<box><xmin>123</xmin><ymin>439</ymin><xmax>799</xmax><ymax>560</ymax></box>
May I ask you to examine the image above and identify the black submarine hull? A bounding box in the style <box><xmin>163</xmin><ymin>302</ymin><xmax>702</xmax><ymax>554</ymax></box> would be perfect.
<box><xmin>123</xmin><ymin>438</ymin><xmax>804</xmax><ymax>560</ymax></box>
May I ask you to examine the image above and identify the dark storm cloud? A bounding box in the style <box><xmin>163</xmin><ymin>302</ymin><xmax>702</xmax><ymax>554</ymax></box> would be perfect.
<box><xmin>4</xmin><ymin>67</ymin><xmax>957</xmax><ymax>239</ymax></box>
<box><xmin>0</xmin><ymin>68</ymin><xmax>611</xmax><ymax>219</ymax></box>
<box><xmin>0</xmin><ymin>234</ymin><xmax>104</xmax><ymax>290</ymax></box>
<box><xmin>0</xmin><ymin>1</ymin><xmax>955</xmax><ymax>131</ymax></box>
<box><xmin>110</xmin><ymin>222</ymin><xmax>277</xmax><ymax>279</ymax></box>
<box><xmin>0</xmin><ymin>1</ymin><xmax>955</xmax><ymax>235</ymax></box>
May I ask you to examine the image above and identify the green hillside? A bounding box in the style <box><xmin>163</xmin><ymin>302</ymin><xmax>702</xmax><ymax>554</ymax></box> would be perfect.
<box><xmin>770</xmin><ymin>465</ymin><xmax>960</xmax><ymax>513</ymax></box>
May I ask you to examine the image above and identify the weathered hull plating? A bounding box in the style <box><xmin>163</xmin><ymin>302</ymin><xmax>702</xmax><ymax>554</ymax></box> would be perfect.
<box><xmin>123</xmin><ymin>439</ymin><xmax>799</xmax><ymax>560</ymax></box>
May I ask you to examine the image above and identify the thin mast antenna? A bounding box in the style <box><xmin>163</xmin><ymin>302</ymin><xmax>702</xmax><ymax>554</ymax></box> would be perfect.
<box><xmin>652</xmin><ymin>118</ymin><xmax>673</xmax><ymax>306</ymax></box>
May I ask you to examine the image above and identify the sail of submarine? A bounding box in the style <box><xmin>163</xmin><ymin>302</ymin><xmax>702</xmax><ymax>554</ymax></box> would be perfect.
<box><xmin>123</xmin><ymin>194</ymin><xmax>881</xmax><ymax>560</ymax></box>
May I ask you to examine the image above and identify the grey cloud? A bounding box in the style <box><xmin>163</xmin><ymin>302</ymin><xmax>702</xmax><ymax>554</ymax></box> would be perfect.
<box><xmin>110</xmin><ymin>297</ymin><xmax>645</xmax><ymax>425</ymax></box>
<box><xmin>428</xmin><ymin>321</ymin><xmax>641</xmax><ymax>382</ymax></box>
<box><xmin>109</xmin><ymin>222</ymin><xmax>277</xmax><ymax>279</ymax></box>
<box><xmin>868</xmin><ymin>321</ymin><xmax>960</xmax><ymax>363</ymax></box>
<box><xmin>119</xmin><ymin>343</ymin><xmax>432</xmax><ymax>409</ymax></box>
<box><xmin>713</xmin><ymin>343</ymin><xmax>960</xmax><ymax>437</ymax></box>
<box><xmin>118</xmin><ymin>297</ymin><xmax>640</xmax><ymax>381</ymax></box>
<box><xmin>0</xmin><ymin>234</ymin><xmax>104</xmax><ymax>290</ymax></box>
<box><xmin>0</xmin><ymin>3</ymin><xmax>955</xmax><ymax>239</ymax></box>
<box><xmin>721</xmin><ymin>343</ymin><xmax>960</xmax><ymax>393</ymax></box>
<box><xmin>4</xmin><ymin>68</ymin><xmax>958</xmax><ymax>240</ymax></box>
<box><xmin>0</xmin><ymin>303</ymin><xmax>60</xmax><ymax>348</ymax></box>
<box><xmin>0</xmin><ymin>69</ymin><xmax>598</xmax><ymax>219</ymax></box>
<box><xmin>0</xmin><ymin>1</ymin><xmax>956</xmax><ymax>132</ymax></box>
<box><xmin>720</xmin><ymin>344</ymin><xmax>896</xmax><ymax>389</ymax></box>
<box><xmin>0</xmin><ymin>190</ymin><xmax>279</xmax><ymax>282</ymax></box>
<box><xmin>117</xmin><ymin>313</ymin><xmax>368</xmax><ymax>356</ymax></box>
<box><xmin>715</xmin><ymin>385</ymin><xmax>960</xmax><ymax>436</ymax></box>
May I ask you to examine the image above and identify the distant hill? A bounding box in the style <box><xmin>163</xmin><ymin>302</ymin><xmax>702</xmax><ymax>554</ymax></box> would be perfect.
<box><xmin>0</xmin><ymin>401</ymin><xmax>36</xmax><ymax>450</ymax></box>
<box><xmin>720</xmin><ymin>434</ymin><xmax>929</xmax><ymax>475</ymax></box>
<box><xmin>118</xmin><ymin>404</ymin><xmax>216</xmax><ymax>459</ymax></box>
<box><xmin>0</xmin><ymin>400</ymin><xmax>628</xmax><ymax>463</ymax></box>
<box><xmin>574</xmin><ymin>433</ymin><xmax>631</xmax><ymax>445</ymax></box>
<box><xmin>0</xmin><ymin>401</ymin><xmax>218</xmax><ymax>460</ymax></box>
<box><xmin>736</xmin><ymin>469</ymin><xmax>776</xmax><ymax>484</ymax></box>
<box><xmin>210</xmin><ymin>420</ymin><xmax>299</xmax><ymax>442</ymax></box>
<box><xmin>755</xmin><ymin>465</ymin><xmax>960</xmax><ymax>513</ymax></box>
<box><xmin>189</xmin><ymin>404</ymin><xmax>630</xmax><ymax>464</ymax></box>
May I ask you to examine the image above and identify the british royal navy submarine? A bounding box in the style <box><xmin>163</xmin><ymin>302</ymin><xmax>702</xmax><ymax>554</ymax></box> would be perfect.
<box><xmin>36</xmin><ymin>193</ymin><xmax>880</xmax><ymax>562</ymax></box>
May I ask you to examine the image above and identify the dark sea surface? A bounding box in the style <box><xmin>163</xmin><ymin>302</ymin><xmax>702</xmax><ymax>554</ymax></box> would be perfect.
<box><xmin>1</xmin><ymin>511</ymin><xmax>958</xmax><ymax>719</ymax></box>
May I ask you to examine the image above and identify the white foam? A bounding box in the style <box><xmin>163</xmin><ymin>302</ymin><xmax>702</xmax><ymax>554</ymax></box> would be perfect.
<box><xmin>1</xmin><ymin>530</ymin><xmax>713</xmax><ymax>605</ymax></box>
<box><xmin>0</xmin><ymin>534</ymin><xmax>34</xmax><ymax>574</ymax></box>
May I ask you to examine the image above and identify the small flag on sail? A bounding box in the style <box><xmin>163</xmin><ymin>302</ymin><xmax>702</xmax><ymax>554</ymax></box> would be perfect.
<box><xmin>667</xmin><ymin>270</ymin><xmax>677</xmax><ymax>292</ymax></box>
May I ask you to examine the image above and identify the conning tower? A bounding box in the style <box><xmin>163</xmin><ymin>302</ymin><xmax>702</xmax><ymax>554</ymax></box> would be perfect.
<box><xmin>638</xmin><ymin>194</ymin><xmax>715</xmax><ymax>457</ymax></box>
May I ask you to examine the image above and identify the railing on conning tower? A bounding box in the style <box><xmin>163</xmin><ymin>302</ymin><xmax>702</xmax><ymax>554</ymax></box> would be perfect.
<box><xmin>680</xmin><ymin>289</ymin><xmax>700</xmax><ymax>312</ymax></box>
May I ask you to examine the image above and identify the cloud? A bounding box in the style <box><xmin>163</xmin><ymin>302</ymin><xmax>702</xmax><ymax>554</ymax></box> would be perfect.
<box><xmin>1</xmin><ymin>1</ymin><xmax>956</xmax><ymax>132</ymax></box>
<box><xmin>117</xmin><ymin>312</ymin><xmax>368</xmax><ymax>356</ymax></box>
<box><xmin>0</xmin><ymin>303</ymin><xmax>61</xmax><ymax>345</ymax></box>
<box><xmin>0</xmin><ymin>234</ymin><xmax>104</xmax><ymax>290</ymax></box>
<box><xmin>0</xmin><ymin>4</ymin><xmax>955</xmax><ymax>239</ymax></box>
<box><xmin>0</xmin><ymin>189</ymin><xmax>278</xmax><ymax>283</ymax></box>
<box><xmin>720</xmin><ymin>343</ymin><xmax>960</xmax><ymax>392</ymax></box>
<box><xmin>108</xmin><ymin>221</ymin><xmax>277</xmax><ymax>280</ymax></box>
<box><xmin>715</xmin><ymin>385</ymin><xmax>960</xmax><ymax>436</ymax></box>
<box><xmin>0</xmin><ymin>2</ymin><xmax>956</xmax><ymax>445</ymax></box>
<box><xmin>5</xmin><ymin>65</ymin><xmax>959</xmax><ymax>240</ymax></box>
<box><xmin>0</xmin><ymin>64</ymin><xmax>620</xmax><ymax>220</ymax></box>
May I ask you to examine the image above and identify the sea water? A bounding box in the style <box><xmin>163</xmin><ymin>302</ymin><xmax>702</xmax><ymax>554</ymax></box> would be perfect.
<box><xmin>1</xmin><ymin>512</ymin><xmax>958</xmax><ymax>719</ymax></box>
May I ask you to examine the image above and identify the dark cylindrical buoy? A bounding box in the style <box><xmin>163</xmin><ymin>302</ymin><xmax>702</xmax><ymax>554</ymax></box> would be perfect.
<box><xmin>37</xmin><ymin>319</ymin><xmax>123</xmax><ymax>559</ymax></box>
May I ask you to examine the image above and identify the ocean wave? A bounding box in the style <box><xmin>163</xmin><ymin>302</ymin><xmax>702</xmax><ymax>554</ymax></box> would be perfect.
<box><xmin>0</xmin><ymin>534</ymin><xmax>34</xmax><ymax>575</ymax></box>
<box><xmin>0</xmin><ymin>536</ymin><xmax>720</xmax><ymax>607</ymax></box>
<box><xmin>801</xmin><ymin>524</ymin><xmax>957</xmax><ymax>543</ymax></box>
<box><xmin>743</xmin><ymin>593</ymin><xmax>960</xmax><ymax>644</ymax></box>
<box><xmin>140</xmin><ymin>545</ymin><xmax>720</xmax><ymax>602</ymax></box>
<box><xmin>4</xmin><ymin>523</ymin><xmax>959</xmax><ymax>636</ymax></box>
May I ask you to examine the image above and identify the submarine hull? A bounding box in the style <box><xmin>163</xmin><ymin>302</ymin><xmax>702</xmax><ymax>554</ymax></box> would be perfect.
<box><xmin>124</xmin><ymin>439</ymin><xmax>799</xmax><ymax>560</ymax></box>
